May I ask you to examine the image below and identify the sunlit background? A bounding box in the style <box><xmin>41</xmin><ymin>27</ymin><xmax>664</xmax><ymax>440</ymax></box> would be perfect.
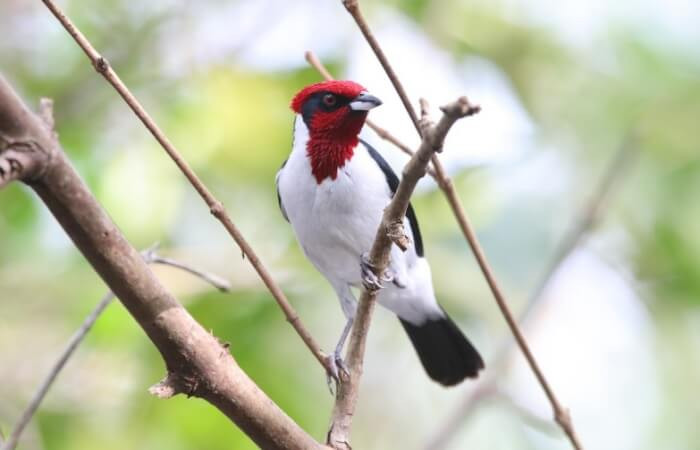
<box><xmin>1</xmin><ymin>0</ymin><xmax>699</xmax><ymax>449</ymax></box>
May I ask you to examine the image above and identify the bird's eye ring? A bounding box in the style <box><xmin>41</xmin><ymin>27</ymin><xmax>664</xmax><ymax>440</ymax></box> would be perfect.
<box><xmin>322</xmin><ymin>94</ymin><xmax>337</xmax><ymax>106</ymax></box>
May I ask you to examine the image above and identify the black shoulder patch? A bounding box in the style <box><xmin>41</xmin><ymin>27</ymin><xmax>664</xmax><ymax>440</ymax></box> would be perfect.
<box><xmin>360</xmin><ymin>139</ymin><xmax>424</xmax><ymax>257</ymax></box>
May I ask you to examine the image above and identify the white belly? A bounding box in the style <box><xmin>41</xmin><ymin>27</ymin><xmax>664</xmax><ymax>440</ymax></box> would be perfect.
<box><xmin>279</xmin><ymin>145</ymin><xmax>390</xmax><ymax>286</ymax></box>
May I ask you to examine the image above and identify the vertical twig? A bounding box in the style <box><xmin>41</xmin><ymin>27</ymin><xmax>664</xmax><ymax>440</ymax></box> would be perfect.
<box><xmin>39</xmin><ymin>0</ymin><xmax>331</xmax><ymax>374</ymax></box>
<box><xmin>340</xmin><ymin>1</ymin><xmax>584</xmax><ymax>448</ymax></box>
<box><xmin>326</xmin><ymin>98</ymin><xmax>479</xmax><ymax>449</ymax></box>
<box><xmin>342</xmin><ymin>0</ymin><xmax>421</xmax><ymax>135</ymax></box>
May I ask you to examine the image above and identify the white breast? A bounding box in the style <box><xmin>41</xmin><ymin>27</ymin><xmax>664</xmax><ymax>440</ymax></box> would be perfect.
<box><xmin>277</xmin><ymin>116</ymin><xmax>392</xmax><ymax>286</ymax></box>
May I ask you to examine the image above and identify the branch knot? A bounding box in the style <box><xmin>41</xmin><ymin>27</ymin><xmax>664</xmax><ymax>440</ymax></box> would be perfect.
<box><xmin>149</xmin><ymin>372</ymin><xmax>200</xmax><ymax>399</ymax></box>
<box><xmin>387</xmin><ymin>220</ymin><xmax>410</xmax><ymax>251</ymax></box>
<box><xmin>93</xmin><ymin>56</ymin><xmax>110</xmax><ymax>74</ymax></box>
<box><xmin>209</xmin><ymin>200</ymin><xmax>225</xmax><ymax>217</ymax></box>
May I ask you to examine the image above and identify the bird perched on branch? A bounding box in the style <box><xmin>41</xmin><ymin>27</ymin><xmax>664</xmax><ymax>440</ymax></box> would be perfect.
<box><xmin>276</xmin><ymin>80</ymin><xmax>484</xmax><ymax>386</ymax></box>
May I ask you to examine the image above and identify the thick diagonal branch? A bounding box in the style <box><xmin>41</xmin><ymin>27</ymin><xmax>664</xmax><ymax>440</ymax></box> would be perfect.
<box><xmin>0</xmin><ymin>76</ymin><xmax>324</xmax><ymax>450</ymax></box>
<box><xmin>326</xmin><ymin>98</ymin><xmax>479</xmax><ymax>449</ymax></box>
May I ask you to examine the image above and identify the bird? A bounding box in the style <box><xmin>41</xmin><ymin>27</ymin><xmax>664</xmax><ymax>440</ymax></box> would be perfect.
<box><xmin>276</xmin><ymin>80</ymin><xmax>484</xmax><ymax>386</ymax></box>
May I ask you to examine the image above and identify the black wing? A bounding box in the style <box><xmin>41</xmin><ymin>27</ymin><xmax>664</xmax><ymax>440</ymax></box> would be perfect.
<box><xmin>276</xmin><ymin>158</ymin><xmax>289</xmax><ymax>222</ymax></box>
<box><xmin>360</xmin><ymin>138</ymin><xmax>424</xmax><ymax>257</ymax></box>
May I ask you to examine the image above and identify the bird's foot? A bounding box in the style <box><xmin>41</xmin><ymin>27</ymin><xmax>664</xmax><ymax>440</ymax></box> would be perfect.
<box><xmin>325</xmin><ymin>351</ymin><xmax>349</xmax><ymax>394</ymax></box>
<box><xmin>360</xmin><ymin>253</ymin><xmax>394</xmax><ymax>290</ymax></box>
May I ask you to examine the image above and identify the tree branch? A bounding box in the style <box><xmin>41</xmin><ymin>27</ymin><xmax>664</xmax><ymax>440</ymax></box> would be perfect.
<box><xmin>0</xmin><ymin>246</ymin><xmax>232</xmax><ymax>450</ymax></box>
<box><xmin>39</xmin><ymin>0</ymin><xmax>332</xmax><ymax>374</ymax></box>
<box><xmin>0</xmin><ymin>76</ymin><xmax>325</xmax><ymax>450</ymax></box>
<box><xmin>326</xmin><ymin>98</ymin><xmax>479</xmax><ymax>449</ymax></box>
<box><xmin>340</xmin><ymin>1</ymin><xmax>584</xmax><ymax>448</ymax></box>
<box><xmin>150</xmin><ymin>256</ymin><xmax>231</xmax><ymax>293</ymax></box>
<box><xmin>425</xmin><ymin>139</ymin><xmax>635</xmax><ymax>449</ymax></box>
<box><xmin>0</xmin><ymin>291</ymin><xmax>115</xmax><ymax>450</ymax></box>
<box><xmin>342</xmin><ymin>0</ymin><xmax>421</xmax><ymax>135</ymax></box>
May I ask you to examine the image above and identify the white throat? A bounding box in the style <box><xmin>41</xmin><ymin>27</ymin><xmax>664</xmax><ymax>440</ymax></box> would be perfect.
<box><xmin>291</xmin><ymin>115</ymin><xmax>310</xmax><ymax>156</ymax></box>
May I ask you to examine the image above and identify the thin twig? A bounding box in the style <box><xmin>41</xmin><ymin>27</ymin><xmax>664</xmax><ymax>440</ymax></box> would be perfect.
<box><xmin>341</xmin><ymin>2</ymin><xmax>583</xmax><ymax>448</ymax></box>
<box><xmin>40</xmin><ymin>0</ymin><xmax>330</xmax><ymax>374</ymax></box>
<box><xmin>0</xmin><ymin>248</ymin><xmax>231</xmax><ymax>450</ymax></box>
<box><xmin>342</xmin><ymin>0</ymin><xmax>421</xmax><ymax>135</ymax></box>
<box><xmin>151</xmin><ymin>256</ymin><xmax>231</xmax><ymax>292</ymax></box>
<box><xmin>326</xmin><ymin>98</ymin><xmax>479</xmax><ymax>449</ymax></box>
<box><xmin>303</xmin><ymin>51</ymin><xmax>438</xmax><ymax>180</ymax></box>
<box><xmin>0</xmin><ymin>292</ymin><xmax>115</xmax><ymax>450</ymax></box>
<box><xmin>439</xmin><ymin>173</ymin><xmax>585</xmax><ymax>446</ymax></box>
<box><xmin>424</xmin><ymin>139</ymin><xmax>635</xmax><ymax>449</ymax></box>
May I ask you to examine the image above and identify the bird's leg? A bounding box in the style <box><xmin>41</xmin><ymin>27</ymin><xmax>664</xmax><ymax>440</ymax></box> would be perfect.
<box><xmin>361</xmin><ymin>252</ymin><xmax>394</xmax><ymax>290</ymax></box>
<box><xmin>325</xmin><ymin>285</ymin><xmax>358</xmax><ymax>393</ymax></box>
<box><xmin>325</xmin><ymin>317</ymin><xmax>354</xmax><ymax>392</ymax></box>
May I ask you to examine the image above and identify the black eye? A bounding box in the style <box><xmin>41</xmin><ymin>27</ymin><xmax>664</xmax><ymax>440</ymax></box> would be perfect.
<box><xmin>322</xmin><ymin>94</ymin><xmax>337</xmax><ymax>107</ymax></box>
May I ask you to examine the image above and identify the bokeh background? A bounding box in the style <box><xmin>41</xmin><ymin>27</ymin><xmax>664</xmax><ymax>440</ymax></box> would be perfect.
<box><xmin>1</xmin><ymin>0</ymin><xmax>699</xmax><ymax>449</ymax></box>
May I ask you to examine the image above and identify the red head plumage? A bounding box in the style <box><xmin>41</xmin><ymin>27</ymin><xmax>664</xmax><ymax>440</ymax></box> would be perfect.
<box><xmin>290</xmin><ymin>80</ymin><xmax>380</xmax><ymax>184</ymax></box>
<box><xmin>290</xmin><ymin>80</ymin><xmax>366</xmax><ymax>113</ymax></box>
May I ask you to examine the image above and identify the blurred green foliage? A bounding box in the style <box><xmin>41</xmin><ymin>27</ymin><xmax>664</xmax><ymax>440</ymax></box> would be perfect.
<box><xmin>1</xmin><ymin>0</ymin><xmax>699</xmax><ymax>449</ymax></box>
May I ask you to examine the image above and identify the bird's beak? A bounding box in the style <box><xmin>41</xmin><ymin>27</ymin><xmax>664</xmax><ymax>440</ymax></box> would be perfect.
<box><xmin>349</xmin><ymin>92</ymin><xmax>382</xmax><ymax>111</ymax></box>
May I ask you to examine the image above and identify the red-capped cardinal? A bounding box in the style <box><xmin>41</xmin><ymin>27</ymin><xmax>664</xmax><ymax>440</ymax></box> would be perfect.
<box><xmin>276</xmin><ymin>80</ymin><xmax>484</xmax><ymax>386</ymax></box>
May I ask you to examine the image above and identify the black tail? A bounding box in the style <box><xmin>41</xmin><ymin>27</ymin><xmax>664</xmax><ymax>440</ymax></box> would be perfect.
<box><xmin>400</xmin><ymin>312</ymin><xmax>484</xmax><ymax>386</ymax></box>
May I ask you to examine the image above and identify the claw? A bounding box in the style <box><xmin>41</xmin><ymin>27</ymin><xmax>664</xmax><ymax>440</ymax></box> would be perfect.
<box><xmin>325</xmin><ymin>351</ymin><xmax>349</xmax><ymax>395</ymax></box>
<box><xmin>361</xmin><ymin>253</ymin><xmax>394</xmax><ymax>290</ymax></box>
<box><xmin>325</xmin><ymin>354</ymin><xmax>340</xmax><ymax>394</ymax></box>
<box><xmin>335</xmin><ymin>353</ymin><xmax>349</xmax><ymax>379</ymax></box>
<box><xmin>361</xmin><ymin>253</ymin><xmax>383</xmax><ymax>290</ymax></box>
